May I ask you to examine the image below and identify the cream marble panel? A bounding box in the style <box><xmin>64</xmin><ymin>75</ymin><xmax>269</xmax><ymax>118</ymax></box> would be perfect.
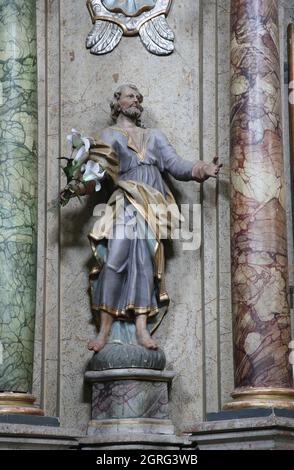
<box><xmin>58</xmin><ymin>0</ymin><xmax>203</xmax><ymax>432</ymax></box>
<box><xmin>201</xmin><ymin>0</ymin><xmax>234</xmax><ymax>414</ymax></box>
<box><xmin>42</xmin><ymin>0</ymin><xmax>63</xmax><ymax>418</ymax></box>
<box><xmin>217</xmin><ymin>0</ymin><xmax>234</xmax><ymax>407</ymax></box>
<box><xmin>202</xmin><ymin>0</ymin><xmax>220</xmax><ymax>414</ymax></box>
<box><xmin>34</xmin><ymin>0</ymin><xmax>62</xmax><ymax>417</ymax></box>
<box><xmin>35</xmin><ymin>0</ymin><xmax>234</xmax><ymax>431</ymax></box>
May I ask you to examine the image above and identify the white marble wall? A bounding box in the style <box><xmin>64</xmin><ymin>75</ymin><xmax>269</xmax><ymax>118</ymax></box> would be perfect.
<box><xmin>33</xmin><ymin>0</ymin><xmax>233</xmax><ymax>433</ymax></box>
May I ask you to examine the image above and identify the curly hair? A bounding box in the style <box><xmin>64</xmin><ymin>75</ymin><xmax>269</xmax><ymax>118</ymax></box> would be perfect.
<box><xmin>110</xmin><ymin>84</ymin><xmax>143</xmax><ymax>126</ymax></box>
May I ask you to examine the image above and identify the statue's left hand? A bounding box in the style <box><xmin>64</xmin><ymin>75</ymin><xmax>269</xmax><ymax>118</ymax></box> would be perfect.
<box><xmin>204</xmin><ymin>156</ymin><xmax>222</xmax><ymax>178</ymax></box>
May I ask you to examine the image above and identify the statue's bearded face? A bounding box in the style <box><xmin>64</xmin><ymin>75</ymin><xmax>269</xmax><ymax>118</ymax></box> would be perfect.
<box><xmin>118</xmin><ymin>86</ymin><xmax>143</xmax><ymax>120</ymax></box>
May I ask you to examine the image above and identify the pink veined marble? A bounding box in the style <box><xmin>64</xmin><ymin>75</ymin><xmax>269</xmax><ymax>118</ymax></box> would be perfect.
<box><xmin>230</xmin><ymin>0</ymin><xmax>292</xmax><ymax>388</ymax></box>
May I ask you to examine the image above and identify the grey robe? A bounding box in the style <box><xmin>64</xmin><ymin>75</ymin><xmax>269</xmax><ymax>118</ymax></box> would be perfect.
<box><xmin>90</xmin><ymin>127</ymin><xmax>206</xmax><ymax>333</ymax></box>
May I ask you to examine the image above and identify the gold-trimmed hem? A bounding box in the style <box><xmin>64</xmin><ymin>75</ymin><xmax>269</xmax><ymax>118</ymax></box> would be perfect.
<box><xmin>92</xmin><ymin>303</ymin><xmax>159</xmax><ymax>317</ymax></box>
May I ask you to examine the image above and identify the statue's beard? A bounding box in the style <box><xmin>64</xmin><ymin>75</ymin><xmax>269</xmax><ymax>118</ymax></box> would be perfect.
<box><xmin>120</xmin><ymin>105</ymin><xmax>143</xmax><ymax>121</ymax></box>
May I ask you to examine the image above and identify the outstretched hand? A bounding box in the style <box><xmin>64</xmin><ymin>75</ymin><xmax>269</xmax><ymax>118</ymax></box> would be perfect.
<box><xmin>204</xmin><ymin>156</ymin><xmax>222</xmax><ymax>178</ymax></box>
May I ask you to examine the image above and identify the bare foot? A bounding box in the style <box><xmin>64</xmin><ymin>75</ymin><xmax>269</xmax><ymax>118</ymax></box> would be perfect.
<box><xmin>87</xmin><ymin>333</ymin><xmax>108</xmax><ymax>352</ymax></box>
<box><xmin>88</xmin><ymin>311</ymin><xmax>113</xmax><ymax>352</ymax></box>
<box><xmin>136</xmin><ymin>329</ymin><xmax>158</xmax><ymax>349</ymax></box>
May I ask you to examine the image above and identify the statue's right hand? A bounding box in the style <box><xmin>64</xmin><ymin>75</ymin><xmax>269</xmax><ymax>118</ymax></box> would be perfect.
<box><xmin>59</xmin><ymin>185</ymin><xmax>77</xmax><ymax>206</ymax></box>
<box><xmin>59</xmin><ymin>188</ymin><xmax>70</xmax><ymax>206</ymax></box>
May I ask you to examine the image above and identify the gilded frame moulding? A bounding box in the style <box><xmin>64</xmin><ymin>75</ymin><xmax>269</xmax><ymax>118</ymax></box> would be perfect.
<box><xmin>86</xmin><ymin>0</ymin><xmax>175</xmax><ymax>55</ymax></box>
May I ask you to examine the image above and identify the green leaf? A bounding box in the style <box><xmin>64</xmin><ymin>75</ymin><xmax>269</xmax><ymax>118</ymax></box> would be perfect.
<box><xmin>58</xmin><ymin>157</ymin><xmax>82</xmax><ymax>184</ymax></box>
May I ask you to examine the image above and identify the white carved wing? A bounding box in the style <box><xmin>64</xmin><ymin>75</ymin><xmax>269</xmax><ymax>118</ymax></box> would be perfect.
<box><xmin>139</xmin><ymin>14</ymin><xmax>174</xmax><ymax>56</ymax></box>
<box><xmin>86</xmin><ymin>20</ymin><xmax>123</xmax><ymax>55</ymax></box>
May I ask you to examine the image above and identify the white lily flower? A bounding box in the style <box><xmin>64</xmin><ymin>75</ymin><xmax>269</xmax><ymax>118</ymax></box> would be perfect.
<box><xmin>74</xmin><ymin>145</ymin><xmax>87</xmax><ymax>162</ymax></box>
<box><xmin>66</xmin><ymin>129</ymin><xmax>92</xmax><ymax>162</ymax></box>
<box><xmin>82</xmin><ymin>137</ymin><xmax>91</xmax><ymax>152</ymax></box>
<box><xmin>66</xmin><ymin>128</ymin><xmax>80</xmax><ymax>145</ymax></box>
<box><xmin>82</xmin><ymin>160</ymin><xmax>105</xmax><ymax>192</ymax></box>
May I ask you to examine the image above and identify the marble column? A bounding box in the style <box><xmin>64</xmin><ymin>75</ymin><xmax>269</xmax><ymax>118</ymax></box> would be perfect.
<box><xmin>227</xmin><ymin>0</ymin><xmax>294</xmax><ymax>409</ymax></box>
<box><xmin>0</xmin><ymin>0</ymin><xmax>42</xmax><ymax>414</ymax></box>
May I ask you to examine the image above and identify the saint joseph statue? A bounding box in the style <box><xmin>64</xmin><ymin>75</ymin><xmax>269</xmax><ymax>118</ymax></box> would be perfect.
<box><xmin>61</xmin><ymin>84</ymin><xmax>221</xmax><ymax>352</ymax></box>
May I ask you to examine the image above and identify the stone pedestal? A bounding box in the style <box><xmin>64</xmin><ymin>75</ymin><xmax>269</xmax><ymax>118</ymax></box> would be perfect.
<box><xmin>85</xmin><ymin>368</ymin><xmax>175</xmax><ymax>435</ymax></box>
<box><xmin>85</xmin><ymin>334</ymin><xmax>177</xmax><ymax>438</ymax></box>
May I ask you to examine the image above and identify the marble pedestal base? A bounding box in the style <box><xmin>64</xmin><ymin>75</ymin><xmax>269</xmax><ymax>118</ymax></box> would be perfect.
<box><xmin>85</xmin><ymin>368</ymin><xmax>175</xmax><ymax>436</ymax></box>
<box><xmin>79</xmin><ymin>433</ymin><xmax>197</xmax><ymax>450</ymax></box>
<box><xmin>184</xmin><ymin>408</ymin><xmax>294</xmax><ymax>450</ymax></box>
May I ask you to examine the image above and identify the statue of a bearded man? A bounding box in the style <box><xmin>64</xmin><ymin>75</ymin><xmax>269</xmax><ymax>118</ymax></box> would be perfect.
<box><xmin>61</xmin><ymin>84</ymin><xmax>221</xmax><ymax>352</ymax></box>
